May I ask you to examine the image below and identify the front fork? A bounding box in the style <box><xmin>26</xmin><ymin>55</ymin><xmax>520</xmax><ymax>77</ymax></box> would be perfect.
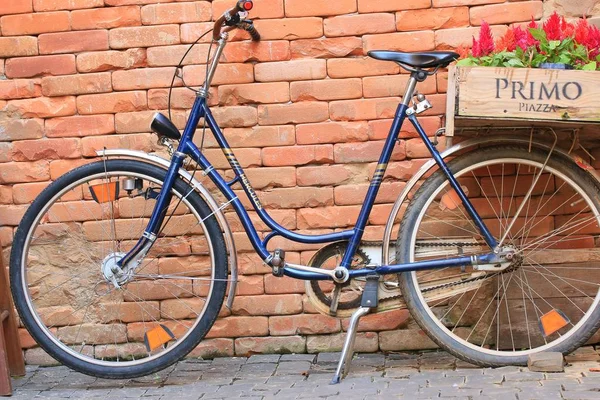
<box><xmin>116</xmin><ymin>152</ymin><xmax>187</xmax><ymax>273</ymax></box>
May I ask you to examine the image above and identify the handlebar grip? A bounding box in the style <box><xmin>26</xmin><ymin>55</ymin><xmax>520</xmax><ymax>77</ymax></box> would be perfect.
<box><xmin>242</xmin><ymin>22</ymin><xmax>261</xmax><ymax>41</ymax></box>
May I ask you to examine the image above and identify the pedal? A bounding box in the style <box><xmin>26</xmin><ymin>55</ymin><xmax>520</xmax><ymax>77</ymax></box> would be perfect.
<box><xmin>329</xmin><ymin>285</ymin><xmax>342</xmax><ymax>316</ymax></box>
<box><xmin>271</xmin><ymin>248</ymin><xmax>285</xmax><ymax>277</ymax></box>
<box><xmin>361</xmin><ymin>274</ymin><xmax>380</xmax><ymax>308</ymax></box>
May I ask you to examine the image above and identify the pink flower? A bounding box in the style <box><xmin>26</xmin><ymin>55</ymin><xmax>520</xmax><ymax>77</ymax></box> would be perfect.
<box><xmin>513</xmin><ymin>26</ymin><xmax>529</xmax><ymax>51</ymax></box>
<box><xmin>473</xmin><ymin>21</ymin><xmax>495</xmax><ymax>56</ymax></box>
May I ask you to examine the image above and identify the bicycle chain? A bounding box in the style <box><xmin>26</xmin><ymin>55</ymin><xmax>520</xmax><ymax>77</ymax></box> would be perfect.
<box><xmin>358</xmin><ymin>240</ymin><xmax>503</xmax><ymax>304</ymax></box>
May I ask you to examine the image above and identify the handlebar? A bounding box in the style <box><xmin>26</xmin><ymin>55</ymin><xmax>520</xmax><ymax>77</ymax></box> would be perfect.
<box><xmin>212</xmin><ymin>0</ymin><xmax>261</xmax><ymax>42</ymax></box>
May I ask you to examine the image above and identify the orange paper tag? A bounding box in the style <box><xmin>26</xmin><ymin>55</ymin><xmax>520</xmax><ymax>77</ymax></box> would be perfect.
<box><xmin>539</xmin><ymin>309</ymin><xmax>570</xmax><ymax>337</ymax></box>
<box><xmin>144</xmin><ymin>324</ymin><xmax>175</xmax><ymax>352</ymax></box>
<box><xmin>89</xmin><ymin>181</ymin><xmax>119</xmax><ymax>203</ymax></box>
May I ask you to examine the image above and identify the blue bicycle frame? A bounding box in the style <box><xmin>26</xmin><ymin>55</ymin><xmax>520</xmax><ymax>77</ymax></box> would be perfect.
<box><xmin>119</xmin><ymin>68</ymin><xmax>500</xmax><ymax>281</ymax></box>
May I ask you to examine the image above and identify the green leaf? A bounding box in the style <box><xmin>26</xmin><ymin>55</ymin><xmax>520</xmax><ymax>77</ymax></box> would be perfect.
<box><xmin>529</xmin><ymin>28</ymin><xmax>547</xmax><ymax>44</ymax></box>
<box><xmin>456</xmin><ymin>58</ymin><xmax>478</xmax><ymax>66</ymax></box>
<box><xmin>506</xmin><ymin>58</ymin><xmax>525</xmax><ymax>67</ymax></box>
<box><xmin>583</xmin><ymin>61</ymin><xmax>597</xmax><ymax>70</ymax></box>
<box><xmin>549</xmin><ymin>40</ymin><xmax>561</xmax><ymax>50</ymax></box>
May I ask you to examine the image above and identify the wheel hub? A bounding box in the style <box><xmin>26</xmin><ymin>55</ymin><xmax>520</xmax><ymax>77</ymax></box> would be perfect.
<box><xmin>101</xmin><ymin>252</ymin><xmax>131</xmax><ymax>287</ymax></box>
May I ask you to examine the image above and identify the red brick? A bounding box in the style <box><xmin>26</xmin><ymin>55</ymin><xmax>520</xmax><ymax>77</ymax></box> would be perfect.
<box><xmin>324</xmin><ymin>13</ymin><xmax>396</xmax><ymax>37</ymax></box>
<box><xmin>219</xmin><ymin>82</ymin><xmax>290</xmax><ymax>106</ymax></box>
<box><xmin>397</xmin><ymin>7</ymin><xmax>469</xmax><ymax>31</ymax></box>
<box><xmin>224</xmin><ymin>167</ymin><xmax>297</xmax><ymax>190</ymax></box>
<box><xmin>0</xmin><ymin>118</ymin><xmax>44</xmax><ymax>141</ymax></box>
<box><xmin>358</xmin><ymin>0</ymin><xmax>430</xmax><ymax>13</ymax></box>
<box><xmin>253</xmin><ymin>17</ymin><xmax>323</xmax><ymax>40</ymax></box>
<box><xmin>5</xmin><ymin>55</ymin><xmax>76</xmax><ymax>78</ymax></box>
<box><xmin>71</xmin><ymin>6</ymin><xmax>141</xmax><ymax>30</ymax></box>
<box><xmin>141</xmin><ymin>2</ymin><xmax>211</xmax><ymax>25</ymax></box>
<box><xmin>0</xmin><ymin>79</ymin><xmax>41</xmax><ymax>100</ymax></box>
<box><xmin>39</xmin><ymin>30</ymin><xmax>109</xmax><ymax>54</ymax></box>
<box><xmin>335</xmin><ymin>181</ymin><xmax>406</xmax><ymax>205</ymax></box>
<box><xmin>263</xmin><ymin>145</ymin><xmax>333</xmax><ymax>167</ymax></box>
<box><xmin>0</xmin><ymin>1</ymin><xmax>32</xmax><ymax>15</ymax></box>
<box><xmin>261</xmin><ymin>187</ymin><xmax>333</xmax><ymax>209</ymax></box>
<box><xmin>0</xmin><ymin>37</ymin><xmax>38</xmax><ymax>57</ymax></box>
<box><xmin>270</xmin><ymin>314</ymin><xmax>340</xmax><ymax>335</ymax></box>
<box><xmin>45</xmin><ymin>114</ymin><xmax>115</xmax><ymax>137</ymax></box>
<box><xmin>329</xmin><ymin>97</ymin><xmax>400</xmax><ymax>121</ymax></box>
<box><xmin>296</xmin><ymin>121</ymin><xmax>369</xmax><ymax>145</ymax></box>
<box><xmin>33</xmin><ymin>0</ymin><xmax>103</xmax><ymax>11</ymax></box>
<box><xmin>235</xmin><ymin>275</ymin><xmax>264</xmax><ymax>296</ymax></box>
<box><xmin>435</xmin><ymin>26</ymin><xmax>508</xmax><ymax>49</ymax></box>
<box><xmin>203</xmin><ymin>148</ymin><xmax>261</xmax><ymax>169</ymax></box>
<box><xmin>327</xmin><ymin>57</ymin><xmax>400</xmax><ymax>78</ymax></box>
<box><xmin>222</xmin><ymin>126</ymin><xmax>295</xmax><ymax>147</ymax></box>
<box><xmin>206</xmin><ymin>316</ymin><xmax>269</xmax><ymax>338</ymax></box>
<box><xmin>334</xmin><ymin>140</ymin><xmax>405</xmax><ymax>163</ymax></box>
<box><xmin>0</xmin><ymin>187</ymin><xmax>13</xmax><ymax>204</ymax></box>
<box><xmin>0</xmin><ymin>162</ymin><xmax>49</xmax><ymax>184</ymax></box>
<box><xmin>0</xmin><ymin>226</ymin><xmax>13</xmax><ymax>246</ymax></box>
<box><xmin>363</xmin><ymin>75</ymin><xmax>437</xmax><ymax>98</ymax></box>
<box><xmin>41</xmin><ymin>72</ymin><xmax>112</xmax><ymax>97</ymax></box>
<box><xmin>212</xmin><ymin>106</ymin><xmax>258</xmax><ymax>128</ymax></box>
<box><xmin>297</xmin><ymin>164</ymin><xmax>370</xmax><ymax>187</ymax></box>
<box><xmin>180</xmin><ymin>22</ymin><xmax>214</xmax><ymax>44</ymax></box>
<box><xmin>48</xmin><ymin>159</ymin><xmax>89</xmax><ymax>179</ymax></box>
<box><xmin>1</xmin><ymin>11</ymin><xmax>70</xmax><ymax>36</ymax></box>
<box><xmin>255</xmin><ymin>59</ymin><xmax>326</xmax><ymax>82</ymax></box>
<box><xmin>470</xmin><ymin>2</ymin><xmax>543</xmax><ymax>26</ymax></box>
<box><xmin>187</xmin><ymin>338</ymin><xmax>234</xmax><ymax>359</ymax></box>
<box><xmin>212</xmin><ymin>0</ymin><xmax>284</xmax><ymax>20</ymax></box>
<box><xmin>148</xmin><ymin>87</ymin><xmax>205</xmax><ymax>110</ymax></box>
<box><xmin>232</xmin><ymin>294</ymin><xmax>303</xmax><ymax>316</ymax></box>
<box><xmin>0</xmin><ymin>204</ymin><xmax>28</xmax><ymax>225</ymax></box>
<box><xmin>81</xmin><ymin>133</ymin><xmax>153</xmax><ymax>156</ymax></box>
<box><xmin>264</xmin><ymin>274</ymin><xmax>305</xmax><ymax>294</ymax></box>
<box><xmin>5</xmin><ymin>96</ymin><xmax>75</xmax><ymax>118</ymax></box>
<box><xmin>291</xmin><ymin>37</ymin><xmax>362</xmax><ymax>59</ymax></box>
<box><xmin>109</xmin><ymin>25</ymin><xmax>180</xmax><ymax>49</ymax></box>
<box><xmin>437</xmin><ymin>71</ymin><xmax>449</xmax><ymax>93</ymax></box>
<box><xmin>234</xmin><ymin>336</ymin><xmax>306</xmax><ymax>356</ymax></box>
<box><xmin>146</xmin><ymin>43</ymin><xmax>209</xmax><ymax>66</ymax></box>
<box><xmin>12</xmin><ymin>138</ymin><xmax>80</xmax><ymax>161</ymax></box>
<box><xmin>369</xmin><ymin>116</ymin><xmax>441</xmax><ymax>140</ymax></box>
<box><xmin>112</xmin><ymin>67</ymin><xmax>180</xmax><ymax>90</ymax></box>
<box><xmin>12</xmin><ymin>181</ymin><xmax>54</xmax><ymax>204</ymax></box>
<box><xmin>364</xmin><ymin>31</ymin><xmax>435</xmax><ymax>53</ymax></box>
<box><xmin>406</xmin><ymin>137</ymin><xmax>447</xmax><ymax>158</ymax></box>
<box><xmin>76</xmin><ymin>48</ymin><xmax>146</xmax><ymax>72</ymax></box>
<box><xmin>298</xmin><ymin>206</ymin><xmax>361</xmax><ymax>229</ymax></box>
<box><xmin>341</xmin><ymin>309</ymin><xmax>410</xmax><ymax>332</ymax></box>
<box><xmin>291</xmin><ymin>78</ymin><xmax>362</xmax><ymax>102</ymax></box>
<box><xmin>0</xmin><ymin>143</ymin><xmax>12</xmax><ymax>163</ymax></box>
<box><xmin>258</xmin><ymin>102</ymin><xmax>329</xmax><ymax>125</ymax></box>
<box><xmin>114</xmin><ymin>110</ymin><xmax>186</xmax><ymax>133</ymax></box>
<box><xmin>384</xmin><ymin>159</ymin><xmax>429</xmax><ymax>181</ymax></box>
<box><xmin>223</xmin><ymin>41</ymin><xmax>290</xmax><ymax>63</ymax></box>
<box><xmin>285</xmin><ymin>0</ymin><xmax>355</xmax><ymax>17</ymax></box>
<box><xmin>77</xmin><ymin>91</ymin><xmax>147</xmax><ymax>115</ymax></box>
<box><xmin>433</xmin><ymin>0</ymin><xmax>504</xmax><ymax>7</ymax></box>
<box><xmin>182</xmin><ymin>64</ymin><xmax>254</xmax><ymax>86</ymax></box>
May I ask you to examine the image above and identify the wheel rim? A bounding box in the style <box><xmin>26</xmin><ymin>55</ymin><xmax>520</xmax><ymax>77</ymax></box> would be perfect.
<box><xmin>20</xmin><ymin>169</ymin><xmax>217</xmax><ymax>367</ymax></box>
<box><xmin>407</xmin><ymin>156</ymin><xmax>600</xmax><ymax>357</ymax></box>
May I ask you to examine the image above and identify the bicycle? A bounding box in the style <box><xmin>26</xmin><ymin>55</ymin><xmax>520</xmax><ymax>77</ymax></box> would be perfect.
<box><xmin>10</xmin><ymin>0</ymin><xmax>600</xmax><ymax>384</ymax></box>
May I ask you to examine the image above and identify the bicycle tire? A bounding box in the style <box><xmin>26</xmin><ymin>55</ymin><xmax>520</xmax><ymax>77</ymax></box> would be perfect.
<box><xmin>11</xmin><ymin>159</ymin><xmax>228</xmax><ymax>378</ymax></box>
<box><xmin>397</xmin><ymin>145</ymin><xmax>600</xmax><ymax>366</ymax></box>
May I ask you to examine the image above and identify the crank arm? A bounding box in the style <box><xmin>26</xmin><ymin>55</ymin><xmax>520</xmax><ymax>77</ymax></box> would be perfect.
<box><xmin>285</xmin><ymin>263</ymin><xmax>349</xmax><ymax>283</ymax></box>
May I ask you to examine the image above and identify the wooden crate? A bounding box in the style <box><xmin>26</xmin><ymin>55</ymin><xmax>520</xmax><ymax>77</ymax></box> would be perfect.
<box><xmin>445</xmin><ymin>66</ymin><xmax>600</xmax><ymax>137</ymax></box>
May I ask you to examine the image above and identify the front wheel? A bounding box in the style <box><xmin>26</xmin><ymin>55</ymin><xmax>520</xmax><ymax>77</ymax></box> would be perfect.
<box><xmin>397</xmin><ymin>145</ymin><xmax>600</xmax><ymax>366</ymax></box>
<box><xmin>10</xmin><ymin>159</ymin><xmax>228</xmax><ymax>378</ymax></box>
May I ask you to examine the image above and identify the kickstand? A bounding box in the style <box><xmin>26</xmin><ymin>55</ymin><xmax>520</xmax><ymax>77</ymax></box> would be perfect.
<box><xmin>330</xmin><ymin>274</ymin><xmax>379</xmax><ymax>384</ymax></box>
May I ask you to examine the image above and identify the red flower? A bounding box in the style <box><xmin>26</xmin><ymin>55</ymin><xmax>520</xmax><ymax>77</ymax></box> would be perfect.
<box><xmin>544</xmin><ymin>12</ymin><xmax>562</xmax><ymax>40</ymax></box>
<box><xmin>496</xmin><ymin>28</ymin><xmax>516</xmax><ymax>52</ymax></box>
<box><xmin>575</xmin><ymin>18</ymin><xmax>589</xmax><ymax>45</ymax></box>
<box><xmin>586</xmin><ymin>25</ymin><xmax>600</xmax><ymax>58</ymax></box>
<box><xmin>513</xmin><ymin>26</ymin><xmax>529</xmax><ymax>50</ymax></box>
<box><xmin>474</xmin><ymin>21</ymin><xmax>495</xmax><ymax>56</ymax></box>
<box><xmin>527</xmin><ymin>18</ymin><xmax>540</xmax><ymax>47</ymax></box>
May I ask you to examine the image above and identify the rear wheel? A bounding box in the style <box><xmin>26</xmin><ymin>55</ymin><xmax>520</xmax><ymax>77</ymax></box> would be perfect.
<box><xmin>11</xmin><ymin>159</ymin><xmax>228</xmax><ymax>378</ymax></box>
<box><xmin>397</xmin><ymin>146</ymin><xmax>600</xmax><ymax>366</ymax></box>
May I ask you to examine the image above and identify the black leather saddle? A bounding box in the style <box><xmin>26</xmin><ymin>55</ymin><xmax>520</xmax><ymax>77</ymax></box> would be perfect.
<box><xmin>368</xmin><ymin>51</ymin><xmax>459</xmax><ymax>69</ymax></box>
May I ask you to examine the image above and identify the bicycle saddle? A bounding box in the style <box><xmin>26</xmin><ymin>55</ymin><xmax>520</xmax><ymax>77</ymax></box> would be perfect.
<box><xmin>368</xmin><ymin>51</ymin><xmax>459</xmax><ymax>69</ymax></box>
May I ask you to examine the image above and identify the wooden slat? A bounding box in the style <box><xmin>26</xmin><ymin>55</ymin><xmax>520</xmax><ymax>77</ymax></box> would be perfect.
<box><xmin>0</xmin><ymin>255</ymin><xmax>25</xmax><ymax>386</ymax></box>
<box><xmin>455</xmin><ymin>67</ymin><xmax>600</xmax><ymax>124</ymax></box>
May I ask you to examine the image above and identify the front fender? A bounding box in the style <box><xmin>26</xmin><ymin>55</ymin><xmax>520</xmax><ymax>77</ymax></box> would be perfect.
<box><xmin>96</xmin><ymin>149</ymin><xmax>238</xmax><ymax>310</ymax></box>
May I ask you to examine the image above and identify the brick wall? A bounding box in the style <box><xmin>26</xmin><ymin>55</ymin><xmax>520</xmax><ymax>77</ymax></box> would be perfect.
<box><xmin>1</xmin><ymin>0</ymin><xmax>600</xmax><ymax>363</ymax></box>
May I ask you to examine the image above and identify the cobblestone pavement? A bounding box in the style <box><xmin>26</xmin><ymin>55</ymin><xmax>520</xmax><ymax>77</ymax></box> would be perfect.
<box><xmin>9</xmin><ymin>346</ymin><xmax>600</xmax><ymax>399</ymax></box>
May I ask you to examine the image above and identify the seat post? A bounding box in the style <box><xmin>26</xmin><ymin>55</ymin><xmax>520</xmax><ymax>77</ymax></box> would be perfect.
<box><xmin>401</xmin><ymin>73</ymin><xmax>419</xmax><ymax>106</ymax></box>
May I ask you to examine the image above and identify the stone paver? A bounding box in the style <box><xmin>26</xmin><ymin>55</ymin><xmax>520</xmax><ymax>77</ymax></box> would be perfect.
<box><xmin>10</xmin><ymin>346</ymin><xmax>600</xmax><ymax>399</ymax></box>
